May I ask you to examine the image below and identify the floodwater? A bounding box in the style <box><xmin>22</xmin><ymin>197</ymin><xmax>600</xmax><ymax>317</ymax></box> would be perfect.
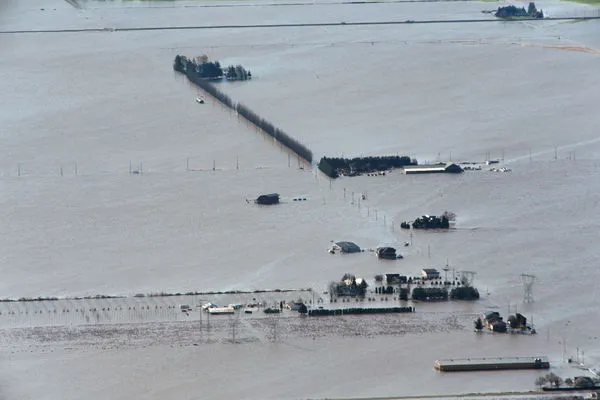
<box><xmin>1</xmin><ymin>0</ymin><xmax>600</xmax><ymax>398</ymax></box>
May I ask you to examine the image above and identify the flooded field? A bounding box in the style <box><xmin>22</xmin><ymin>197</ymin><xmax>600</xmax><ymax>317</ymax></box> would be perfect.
<box><xmin>1</xmin><ymin>0</ymin><xmax>600</xmax><ymax>398</ymax></box>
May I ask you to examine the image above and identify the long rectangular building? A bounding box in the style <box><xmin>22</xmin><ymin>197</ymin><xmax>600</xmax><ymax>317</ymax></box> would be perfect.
<box><xmin>434</xmin><ymin>356</ymin><xmax>550</xmax><ymax>372</ymax></box>
<box><xmin>403</xmin><ymin>162</ymin><xmax>463</xmax><ymax>174</ymax></box>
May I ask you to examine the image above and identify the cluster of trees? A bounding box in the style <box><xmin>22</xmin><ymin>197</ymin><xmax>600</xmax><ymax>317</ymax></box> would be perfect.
<box><xmin>225</xmin><ymin>65</ymin><xmax>252</xmax><ymax>81</ymax></box>
<box><xmin>450</xmin><ymin>286</ymin><xmax>480</xmax><ymax>300</ymax></box>
<box><xmin>173</xmin><ymin>55</ymin><xmax>313</xmax><ymax>164</ymax></box>
<box><xmin>174</xmin><ymin>55</ymin><xmax>253</xmax><ymax>81</ymax></box>
<box><xmin>329</xmin><ymin>273</ymin><xmax>368</xmax><ymax>298</ymax></box>
<box><xmin>495</xmin><ymin>2</ymin><xmax>543</xmax><ymax>18</ymax></box>
<box><xmin>173</xmin><ymin>55</ymin><xmax>224</xmax><ymax>79</ymax></box>
<box><xmin>411</xmin><ymin>287</ymin><xmax>449</xmax><ymax>301</ymax></box>
<box><xmin>318</xmin><ymin>156</ymin><xmax>416</xmax><ymax>179</ymax></box>
<box><xmin>401</xmin><ymin>211</ymin><xmax>456</xmax><ymax>230</ymax></box>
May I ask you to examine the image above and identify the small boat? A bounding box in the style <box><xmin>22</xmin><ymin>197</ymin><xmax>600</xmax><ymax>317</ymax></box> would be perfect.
<box><xmin>196</xmin><ymin>96</ymin><xmax>205</xmax><ymax>104</ymax></box>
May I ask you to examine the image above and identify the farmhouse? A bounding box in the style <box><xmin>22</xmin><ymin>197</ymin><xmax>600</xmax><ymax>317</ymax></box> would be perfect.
<box><xmin>403</xmin><ymin>163</ymin><xmax>463</xmax><ymax>174</ymax></box>
<box><xmin>421</xmin><ymin>268</ymin><xmax>440</xmax><ymax>279</ymax></box>
<box><xmin>482</xmin><ymin>311</ymin><xmax>508</xmax><ymax>332</ymax></box>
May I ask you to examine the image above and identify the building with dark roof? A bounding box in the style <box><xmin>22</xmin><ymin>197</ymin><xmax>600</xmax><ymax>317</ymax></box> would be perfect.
<box><xmin>254</xmin><ymin>193</ymin><xmax>280</xmax><ymax>205</ymax></box>
<box><xmin>403</xmin><ymin>163</ymin><xmax>463</xmax><ymax>174</ymax></box>
<box><xmin>332</xmin><ymin>241</ymin><xmax>361</xmax><ymax>253</ymax></box>
<box><xmin>421</xmin><ymin>268</ymin><xmax>440</xmax><ymax>279</ymax></box>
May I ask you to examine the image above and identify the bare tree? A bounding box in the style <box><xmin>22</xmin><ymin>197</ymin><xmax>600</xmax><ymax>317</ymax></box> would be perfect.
<box><xmin>545</xmin><ymin>373</ymin><xmax>563</xmax><ymax>388</ymax></box>
<box><xmin>535</xmin><ymin>376</ymin><xmax>547</xmax><ymax>389</ymax></box>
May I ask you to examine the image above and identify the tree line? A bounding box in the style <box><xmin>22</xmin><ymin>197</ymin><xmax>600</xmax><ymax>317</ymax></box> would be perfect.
<box><xmin>173</xmin><ymin>55</ymin><xmax>313</xmax><ymax>164</ymax></box>
<box><xmin>318</xmin><ymin>155</ymin><xmax>416</xmax><ymax>179</ymax></box>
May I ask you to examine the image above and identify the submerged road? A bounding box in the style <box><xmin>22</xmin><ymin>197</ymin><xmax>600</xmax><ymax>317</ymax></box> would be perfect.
<box><xmin>2</xmin><ymin>17</ymin><xmax>600</xmax><ymax>34</ymax></box>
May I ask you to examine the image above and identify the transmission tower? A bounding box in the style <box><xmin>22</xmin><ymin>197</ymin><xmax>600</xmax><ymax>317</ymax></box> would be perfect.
<box><xmin>459</xmin><ymin>271</ymin><xmax>477</xmax><ymax>287</ymax></box>
<box><xmin>521</xmin><ymin>274</ymin><xmax>536</xmax><ymax>303</ymax></box>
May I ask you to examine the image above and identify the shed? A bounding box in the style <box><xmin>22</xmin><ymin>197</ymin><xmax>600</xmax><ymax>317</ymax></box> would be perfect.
<box><xmin>255</xmin><ymin>193</ymin><xmax>280</xmax><ymax>205</ymax></box>
<box><xmin>376</xmin><ymin>247</ymin><xmax>398</xmax><ymax>260</ymax></box>
<box><xmin>333</xmin><ymin>241</ymin><xmax>361</xmax><ymax>253</ymax></box>
<box><xmin>421</xmin><ymin>268</ymin><xmax>440</xmax><ymax>279</ymax></box>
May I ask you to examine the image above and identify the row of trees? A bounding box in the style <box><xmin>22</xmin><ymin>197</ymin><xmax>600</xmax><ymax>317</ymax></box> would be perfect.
<box><xmin>412</xmin><ymin>287</ymin><xmax>448</xmax><ymax>301</ymax></box>
<box><xmin>173</xmin><ymin>55</ymin><xmax>313</xmax><ymax>164</ymax></box>
<box><xmin>536</xmin><ymin>373</ymin><xmax>599</xmax><ymax>389</ymax></box>
<box><xmin>372</xmin><ymin>284</ymin><xmax>478</xmax><ymax>300</ymax></box>
<box><xmin>411</xmin><ymin>286</ymin><xmax>480</xmax><ymax>301</ymax></box>
<box><xmin>236</xmin><ymin>103</ymin><xmax>313</xmax><ymax>163</ymax></box>
<box><xmin>318</xmin><ymin>156</ymin><xmax>416</xmax><ymax>179</ymax></box>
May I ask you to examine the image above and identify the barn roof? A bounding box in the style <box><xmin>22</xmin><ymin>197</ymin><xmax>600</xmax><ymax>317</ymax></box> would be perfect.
<box><xmin>335</xmin><ymin>241</ymin><xmax>361</xmax><ymax>253</ymax></box>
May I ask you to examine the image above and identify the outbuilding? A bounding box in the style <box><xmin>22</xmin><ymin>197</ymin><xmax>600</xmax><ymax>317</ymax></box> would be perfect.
<box><xmin>403</xmin><ymin>163</ymin><xmax>463</xmax><ymax>174</ymax></box>
<box><xmin>254</xmin><ymin>193</ymin><xmax>280</xmax><ymax>205</ymax></box>
<box><xmin>331</xmin><ymin>241</ymin><xmax>361</xmax><ymax>253</ymax></box>
<box><xmin>421</xmin><ymin>268</ymin><xmax>440</xmax><ymax>279</ymax></box>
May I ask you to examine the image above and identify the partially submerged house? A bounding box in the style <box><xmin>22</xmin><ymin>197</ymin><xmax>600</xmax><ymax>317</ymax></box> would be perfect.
<box><xmin>482</xmin><ymin>311</ymin><xmax>507</xmax><ymax>333</ymax></box>
<box><xmin>331</xmin><ymin>241</ymin><xmax>361</xmax><ymax>254</ymax></box>
<box><xmin>507</xmin><ymin>313</ymin><xmax>528</xmax><ymax>330</ymax></box>
<box><xmin>385</xmin><ymin>274</ymin><xmax>408</xmax><ymax>284</ymax></box>
<box><xmin>421</xmin><ymin>268</ymin><xmax>440</xmax><ymax>279</ymax></box>
<box><xmin>254</xmin><ymin>193</ymin><xmax>280</xmax><ymax>205</ymax></box>
<box><xmin>376</xmin><ymin>247</ymin><xmax>399</xmax><ymax>260</ymax></box>
<box><xmin>403</xmin><ymin>162</ymin><xmax>463</xmax><ymax>174</ymax></box>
